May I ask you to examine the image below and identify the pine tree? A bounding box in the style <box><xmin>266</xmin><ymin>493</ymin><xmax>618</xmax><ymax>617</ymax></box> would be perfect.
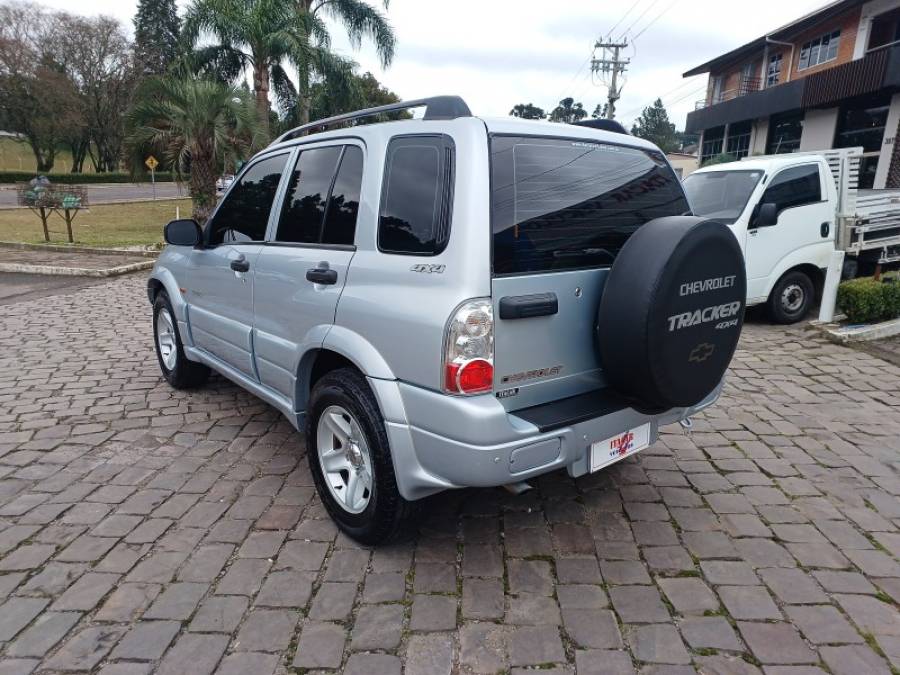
<box><xmin>134</xmin><ymin>0</ymin><xmax>180</xmax><ymax>75</ymax></box>
<box><xmin>631</xmin><ymin>98</ymin><xmax>678</xmax><ymax>152</ymax></box>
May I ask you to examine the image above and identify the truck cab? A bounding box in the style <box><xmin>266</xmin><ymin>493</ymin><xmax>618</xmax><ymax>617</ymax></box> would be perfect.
<box><xmin>684</xmin><ymin>155</ymin><xmax>838</xmax><ymax>323</ymax></box>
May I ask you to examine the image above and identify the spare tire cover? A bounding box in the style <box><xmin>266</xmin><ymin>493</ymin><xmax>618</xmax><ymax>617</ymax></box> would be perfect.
<box><xmin>596</xmin><ymin>216</ymin><xmax>746</xmax><ymax>410</ymax></box>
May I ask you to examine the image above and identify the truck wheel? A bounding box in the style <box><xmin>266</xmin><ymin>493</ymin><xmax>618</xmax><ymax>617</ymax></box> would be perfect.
<box><xmin>153</xmin><ymin>292</ymin><xmax>210</xmax><ymax>389</ymax></box>
<box><xmin>306</xmin><ymin>368</ymin><xmax>415</xmax><ymax>545</ymax></box>
<box><xmin>767</xmin><ymin>271</ymin><xmax>814</xmax><ymax>325</ymax></box>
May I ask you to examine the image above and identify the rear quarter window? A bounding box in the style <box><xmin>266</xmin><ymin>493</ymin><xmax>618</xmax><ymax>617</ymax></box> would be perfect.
<box><xmin>378</xmin><ymin>135</ymin><xmax>454</xmax><ymax>256</ymax></box>
<box><xmin>490</xmin><ymin>136</ymin><xmax>689</xmax><ymax>276</ymax></box>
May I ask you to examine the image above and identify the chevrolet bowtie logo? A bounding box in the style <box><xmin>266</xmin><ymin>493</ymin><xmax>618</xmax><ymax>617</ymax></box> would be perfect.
<box><xmin>689</xmin><ymin>343</ymin><xmax>716</xmax><ymax>364</ymax></box>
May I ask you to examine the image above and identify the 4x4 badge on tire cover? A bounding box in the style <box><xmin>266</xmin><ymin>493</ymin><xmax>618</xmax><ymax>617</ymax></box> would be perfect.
<box><xmin>689</xmin><ymin>343</ymin><xmax>716</xmax><ymax>364</ymax></box>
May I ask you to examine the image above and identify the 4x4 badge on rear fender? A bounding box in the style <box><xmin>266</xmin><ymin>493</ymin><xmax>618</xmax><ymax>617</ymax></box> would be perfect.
<box><xmin>689</xmin><ymin>343</ymin><xmax>716</xmax><ymax>364</ymax></box>
<box><xmin>410</xmin><ymin>264</ymin><xmax>445</xmax><ymax>274</ymax></box>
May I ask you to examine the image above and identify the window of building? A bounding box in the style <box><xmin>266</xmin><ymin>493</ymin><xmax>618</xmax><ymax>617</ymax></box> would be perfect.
<box><xmin>766</xmin><ymin>112</ymin><xmax>804</xmax><ymax>154</ymax></box>
<box><xmin>767</xmin><ymin>53</ymin><xmax>783</xmax><ymax>87</ymax></box>
<box><xmin>276</xmin><ymin>145</ymin><xmax>364</xmax><ymax>246</ymax></box>
<box><xmin>701</xmin><ymin>126</ymin><xmax>725</xmax><ymax>163</ymax></box>
<box><xmin>208</xmin><ymin>154</ymin><xmax>288</xmax><ymax>246</ymax></box>
<box><xmin>867</xmin><ymin>8</ymin><xmax>900</xmax><ymax>51</ymax></box>
<box><xmin>799</xmin><ymin>30</ymin><xmax>841</xmax><ymax>70</ymax></box>
<box><xmin>727</xmin><ymin>120</ymin><xmax>753</xmax><ymax>159</ymax></box>
<box><xmin>835</xmin><ymin>93</ymin><xmax>891</xmax><ymax>189</ymax></box>
<box><xmin>378</xmin><ymin>135</ymin><xmax>454</xmax><ymax>256</ymax></box>
<box><xmin>760</xmin><ymin>165</ymin><xmax>822</xmax><ymax>216</ymax></box>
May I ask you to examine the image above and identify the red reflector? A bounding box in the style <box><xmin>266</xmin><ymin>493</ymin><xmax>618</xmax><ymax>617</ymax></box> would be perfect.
<box><xmin>458</xmin><ymin>359</ymin><xmax>493</xmax><ymax>394</ymax></box>
<box><xmin>445</xmin><ymin>363</ymin><xmax>461</xmax><ymax>393</ymax></box>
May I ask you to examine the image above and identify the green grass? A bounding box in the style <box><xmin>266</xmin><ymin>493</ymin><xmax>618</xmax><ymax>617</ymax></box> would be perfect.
<box><xmin>0</xmin><ymin>199</ymin><xmax>191</xmax><ymax>247</ymax></box>
<box><xmin>0</xmin><ymin>137</ymin><xmax>97</xmax><ymax>174</ymax></box>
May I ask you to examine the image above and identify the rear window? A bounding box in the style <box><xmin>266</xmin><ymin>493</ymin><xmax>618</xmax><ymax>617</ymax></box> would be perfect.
<box><xmin>490</xmin><ymin>136</ymin><xmax>690</xmax><ymax>276</ymax></box>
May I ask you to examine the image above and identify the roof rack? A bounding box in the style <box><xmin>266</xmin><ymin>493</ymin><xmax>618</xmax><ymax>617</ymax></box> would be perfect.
<box><xmin>573</xmin><ymin>118</ymin><xmax>629</xmax><ymax>135</ymax></box>
<box><xmin>272</xmin><ymin>95</ymin><xmax>473</xmax><ymax>145</ymax></box>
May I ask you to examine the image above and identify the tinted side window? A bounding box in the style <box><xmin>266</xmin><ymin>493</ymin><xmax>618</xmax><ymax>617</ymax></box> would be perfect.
<box><xmin>208</xmin><ymin>155</ymin><xmax>287</xmax><ymax>245</ymax></box>
<box><xmin>322</xmin><ymin>146</ymin><xmax>363</xmax><ymax>246</ymax></box>
<box><xmin>379</xmin><ymin>135</ymin><xmax>453</xmax><ymax>255</ymax></box>
<box><xmin>276</xmin><ymin>147</ymin><xmax>343</xmax><ymax>244</ymax></box>
<box><xmin>762</xmin><ymin>165</ymin><xmax>822</xmax><ymax>215</ymax></box>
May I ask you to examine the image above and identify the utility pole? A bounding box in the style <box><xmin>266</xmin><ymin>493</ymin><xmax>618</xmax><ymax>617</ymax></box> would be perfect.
<box><xmin>592</xmin><ymin>40</ymin><xmax>629</xmax><ymax>120</ymax></box>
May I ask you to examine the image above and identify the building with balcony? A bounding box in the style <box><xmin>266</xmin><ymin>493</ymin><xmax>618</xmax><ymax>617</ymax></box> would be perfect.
<box><xmin>684</xmin><ymin>0</ymin><xmax>900</xmax><ymax>188</ymax></box>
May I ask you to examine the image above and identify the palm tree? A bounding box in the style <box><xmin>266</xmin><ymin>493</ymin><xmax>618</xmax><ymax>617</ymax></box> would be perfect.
<box><xmin>295</xmin><ymin>0</ymin><xmax>395</xmax><ymax>123</ymax></box>
<box><xmin>183</xmin><ymin>0</ymin><xmax>313</xmax><ymax>137</ymax></box>
<box><xmin>126</xmin><ymin>74</ymin><xmax>263</xmax><ymax>224</ymax></box>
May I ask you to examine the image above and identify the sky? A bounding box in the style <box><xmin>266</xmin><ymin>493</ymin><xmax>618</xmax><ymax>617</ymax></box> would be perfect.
<box><xmin>37</xmin><ymin>0</ymin><xmax>831</xmax><ymax>130</ymax></box>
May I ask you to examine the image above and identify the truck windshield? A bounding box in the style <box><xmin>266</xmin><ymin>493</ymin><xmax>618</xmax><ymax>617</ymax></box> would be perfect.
<box><xmin>683</xmin><ymin>170</ymin><xmax>763</xmax><ymax>225</ymax></box>
<box><xmin>490</xmin><ymin>135</ymin><xmax>690</xmax><ymax>276</ymax></box>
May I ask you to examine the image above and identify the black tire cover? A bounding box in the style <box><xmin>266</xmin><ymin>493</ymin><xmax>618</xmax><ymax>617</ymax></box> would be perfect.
<box><xmin>596</xmin><ymin>216</ymin><xmax>746</xmax><ymax>409</ymax></box>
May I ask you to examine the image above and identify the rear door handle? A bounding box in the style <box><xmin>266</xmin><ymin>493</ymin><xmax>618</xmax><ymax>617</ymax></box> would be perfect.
<box><xmin>230</xmin><ymin>255</ymin><xmax>250</xmax><ymax>273</ymax></box>
<box><xmin>306</xmin><ymin>267</ymin><xmax>338</xmax><ymax>285</ymax></box>
<box><xmin>499</xmin><ymin>293</ymin><xmax>559</xmax><ymax>320</ymax></box>
<box><xmin>821</xmin><ymin>222</ymin><xmax>831</xmax><ymax>238</ymax></box>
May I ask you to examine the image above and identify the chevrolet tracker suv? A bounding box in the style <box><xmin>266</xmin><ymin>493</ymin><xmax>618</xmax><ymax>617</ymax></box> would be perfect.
<box><xmin>148</xmin><ymin>96</ymin><xmax>747</xmax><ymax>544</ymax></box>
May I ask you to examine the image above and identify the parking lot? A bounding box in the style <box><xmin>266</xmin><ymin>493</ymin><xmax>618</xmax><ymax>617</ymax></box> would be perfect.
<box><xmin>1</xmin><ymin>274</ymin><xmax>899</xmax><ymax>674</ymax></box>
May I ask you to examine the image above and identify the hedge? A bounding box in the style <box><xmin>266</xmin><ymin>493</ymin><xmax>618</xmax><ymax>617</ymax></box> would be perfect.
<box><xmin>837</xmin><ymin>277</ymin><xmax>900</xmax><ymax>324</ymax></box>
<box><xmin>0</xmin><ymin>171</ymin><xmax>177</xmax><ymax>184</ymax></box>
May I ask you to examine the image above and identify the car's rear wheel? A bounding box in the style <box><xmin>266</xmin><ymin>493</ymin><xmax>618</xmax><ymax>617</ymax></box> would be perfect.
<box><xmin>768</xmin><ymin>271</ymin><xmax>814</xmax><ymax>324</ymax></box>
<box><xmin>306</xmin><ymin>368</ymin><xmax>414</xmax><ymax>545</ymax></box>
<box><xmin>153</xmin><ymin>292</ymin><xmax>210</xmax><ymax>389</ymax></box>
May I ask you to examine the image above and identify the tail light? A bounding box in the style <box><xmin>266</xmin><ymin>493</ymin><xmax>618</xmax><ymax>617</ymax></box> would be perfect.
<box><xmin>443</xmin><ymin>299</ymin><xmax>494</xmax><ymax>395</ymax></box>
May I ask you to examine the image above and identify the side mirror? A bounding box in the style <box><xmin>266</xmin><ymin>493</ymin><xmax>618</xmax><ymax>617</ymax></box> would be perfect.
<box><xmin>164</xmin><ymin>219</ymin><xmax>202</xmax><ymax>247</ymax></box>
<box><xmin>753</xmin><ymin>203</ymin><xmax>779</xmax><ymax>228</ymax></box>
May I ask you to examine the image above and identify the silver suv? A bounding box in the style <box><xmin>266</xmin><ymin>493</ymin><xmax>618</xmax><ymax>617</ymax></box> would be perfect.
<box><xmin>149</xmin><ymin>96</ymin><xmax>747</xmax><ymax>543</ymax></box>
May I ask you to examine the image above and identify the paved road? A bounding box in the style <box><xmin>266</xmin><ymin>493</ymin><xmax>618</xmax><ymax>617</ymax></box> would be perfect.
<box><xmin>0</xmin><ymin>272</ymin><xmax>108</xmax><ymax>306</ymax></box>
<box><xmin>0</xmin><ymin>183</ymin><xmax>187</xmax><ymax>208</ymax></box>
<box><xmin>1</xmin><ymin>276</ymin><xmax>899</xmax><ymax>674</ymax></box>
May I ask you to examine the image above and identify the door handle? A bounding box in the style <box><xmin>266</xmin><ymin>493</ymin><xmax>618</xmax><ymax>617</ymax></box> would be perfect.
<box><xmin>230</xmin><ymin>255</ymin><xmax>250</xmax><ymax>273</ymax></box>
<box><xmin>821</xmin><ymin>222</ymin><xmax>831</xmax><ymax>238</ymax></box>
<box><xmin>306</xmin><ymin>267</ymin><xmax>338</xmax><ymax>285</ymax></box>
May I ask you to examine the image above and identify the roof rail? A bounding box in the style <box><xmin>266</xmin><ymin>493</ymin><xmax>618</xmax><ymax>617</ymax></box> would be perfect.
<box><xmin>272</xmin><ymin>95</ymin><xmax>473</xmax><ymax>145</ymax></box>
<box><xmin>573</xmin><ymin>118</ymin><xmax>629</xmax><ymax>135</ymax></box>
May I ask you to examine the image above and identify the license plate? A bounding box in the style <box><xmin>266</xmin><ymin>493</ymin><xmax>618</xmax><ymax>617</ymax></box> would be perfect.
<box><xmin>590</xmin><ymin>423</ymin><xmax>651</xmax><ymax>473</ymax></box>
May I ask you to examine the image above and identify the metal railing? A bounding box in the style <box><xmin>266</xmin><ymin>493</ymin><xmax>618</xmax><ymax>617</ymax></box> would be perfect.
<box><xmin>696</xmin><ymin>76</ymin><xmax>763</xmax><ymax>110</ymax></box>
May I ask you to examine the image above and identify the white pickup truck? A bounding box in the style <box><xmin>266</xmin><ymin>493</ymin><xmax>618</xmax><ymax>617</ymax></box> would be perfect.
<box><xmin>683</xmin><ymin>148</ymin><xmax>900</xmax><ymax>323</ymax></box>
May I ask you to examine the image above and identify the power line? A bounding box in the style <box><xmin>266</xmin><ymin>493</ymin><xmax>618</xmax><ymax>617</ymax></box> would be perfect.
<box><xmin>632</xmin><ymin>0</ymin><xmax>680</xmax><ymax>41</ymax></box>
<box><xmin>606</xmin><ymin>0</ymin><xmax>645</xmax><ymax>38</ymax></box>
<box><xmin>620</xmin><ymin>0</ymin><xmax>662</xmax><ymax>39</ymax></box>
<box><xmin>554</xmin><ymin>53</ymin><xmax>594</xmax><ymax>106</ymax></box>
<box><xmin>618</xmin><ymin>75</ymin><xmax>704</xmax><ymax>120</ymax></box>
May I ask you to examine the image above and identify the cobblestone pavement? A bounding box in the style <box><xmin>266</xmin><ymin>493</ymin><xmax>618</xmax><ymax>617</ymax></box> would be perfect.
<box><xmin>1</xmin><ymin>276</ymin><xmax>900</xmax><ymax>675</ymax></box>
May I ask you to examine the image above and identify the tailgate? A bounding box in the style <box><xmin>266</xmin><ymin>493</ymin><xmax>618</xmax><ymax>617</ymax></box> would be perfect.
<box><xmin>488</xmin><ymin>133</ymin><xmax>690</xmax><ymax>411</ymax></box>
<box><xmin>492</xmin><ymin>269</ymin><xmax>607</xmax><ymax>410</ymax></box>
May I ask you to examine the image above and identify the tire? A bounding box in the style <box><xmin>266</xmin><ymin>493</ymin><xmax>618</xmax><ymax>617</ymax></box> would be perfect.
<box><xmin>306</xmin><ymin>368</ymin><xmax>415</xmax><ymax>545</ymax></box>
<box><xmin>153</xmin><ymin>291</ymin><xmax>210</xmax><ymax>389</ymax></box>
<box><xmin>767</xmin><ymin>271</ymin><xmax>814</xmax><ymax>325</ymax></box>
<box><xmin>596</xmin><ymin>216</ymin><xmax>747</xmax><ymax>410</ymax></box>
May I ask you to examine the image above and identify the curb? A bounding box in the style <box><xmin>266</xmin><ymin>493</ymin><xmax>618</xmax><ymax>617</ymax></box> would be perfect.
<box><xmin>809</xmin><ymin>316</ymin><xmax>900</xmax><ymax>343</ymax></box>
<box><xmin>0</xmin><ymin>242</ymin><xmax>160</xmax><ymax>258</ymax></box>
<box><xmin>0</xmin><ymin>259</ymin><xmax>155</xmax><ymax>278</ymax></box>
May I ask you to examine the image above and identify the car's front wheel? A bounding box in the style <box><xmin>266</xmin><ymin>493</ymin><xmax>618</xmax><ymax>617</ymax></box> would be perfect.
<box><xmin>768</xmin><ymin>271</ymin><xmax>814</xmax><ymax>324</ymax></box>
<box><xmin>306</xmin><ymin>368</ymin><xmax>414</xmax><ymax>544</ymax></box>
<box><xmin>153</xmin><ymin>292</ymin><xmax>210</xmax><ymax>389</ymax></box>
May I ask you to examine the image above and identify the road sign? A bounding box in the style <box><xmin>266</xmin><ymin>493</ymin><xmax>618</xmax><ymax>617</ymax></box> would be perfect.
<box><xmin>145</xmin><ymin>155</ymin><xmax>159</xmax><ymax>171</ymax></box>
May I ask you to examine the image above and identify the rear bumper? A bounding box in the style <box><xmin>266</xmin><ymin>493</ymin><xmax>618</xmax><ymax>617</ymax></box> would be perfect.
<box><xmin>368</xmin><ymin>378</ymin><xmax>723</xmax><ymax>501</ymax></box>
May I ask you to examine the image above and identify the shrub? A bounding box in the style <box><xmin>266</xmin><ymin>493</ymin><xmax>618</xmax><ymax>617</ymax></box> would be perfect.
<box><xmin>836</xmin><ymin>277</ymin><xmax>900</xmax><ymax>324</ymax></box>
<box><xmin>0</xmin><ymin>171</ymin><xmax>176</xmax><ymax>184</ymax></box>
